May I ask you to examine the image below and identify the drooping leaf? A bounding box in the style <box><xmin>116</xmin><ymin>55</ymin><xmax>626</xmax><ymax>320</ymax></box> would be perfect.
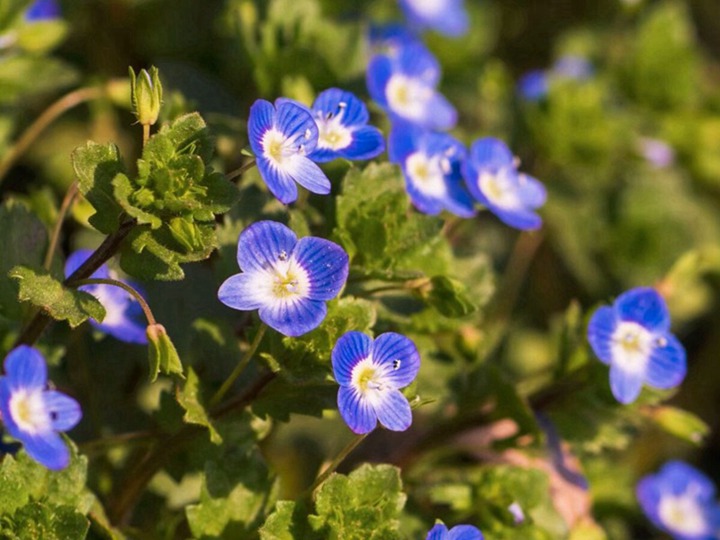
<box><xmin>176</xmin><ymin>367</ymin><xmax>221</xmax><ymax>444</ymax></box>
<box><xmin>146</xmin><ymin>323</ymin><xmax>184</xmax><ymax>381</ymax></box>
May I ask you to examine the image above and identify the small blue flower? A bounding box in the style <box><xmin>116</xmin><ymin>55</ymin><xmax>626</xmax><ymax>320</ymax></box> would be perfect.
<box><xmin>25</xmin><ymin>0</ymin><xmax>61</xmax><ymax>21</ymax></box>
<box><xmin>332</xmin><ymin>331</ymin><xmax>420</xmax><ymax>434</ymax></box>
<box><xmin>517</xmin><ymin>70</ymin><xmax>549</xmax><ymax>102</ymax></box>
<box><xmin>637</xmin><ymin>461</ymin><xmax>720</xmax><ymax>540</ymax></box>
<box><xmin>0</xmin><ymin>346</ymin><xmax>81</xmax><ymax>470</ymax></box>
<box><xmin>638</xmin><ymin>137</ymin><xmax>675</xmax><ymax>169</ymax></box>
<box><xmin>65</xmin><ymin>250</ymin><xmax>148</xmax><ymax>345</ymax></box>
<box><xmin>367</xmin><ymin>43</ymin><xmax>457</xmax><ymax>131</ymax></box>
<box><xmin>426</xmin><ymin>523</ymin><xmax>484</xmax><ymax>540</ymax></box>
<box><xmin>367</xmin><ymin>23</ymin><xmax>426</xmax><ymax>57</ymax></box>
<box><xmin>462</xmin><ymin>138</ymin><xmax>546</xmax><ymax>230</ymax></box>
<box><xmin>218</xmin><ymin>221</ymin><xmax>349</xmax><ymax>337</ymax></box>
<box><xmin>587</xmin><ymin>287</ymin><xmax>686</xmax><ymax>405</ymax></box>
<box><xmin>248</xmin><ymin>99</ymin><xmax>331</xmax><ymax>204</ymax></box>
<box><xmin>399</xmin><ymin>0</ymin><xmax>469</xmax><ymax>37</ymax></box>
<box><xmin>306</xmin><ymin>88</ymin><xmax>385</xmax><ymax>163</ymax></box>
<box><xmin>389</xmin><ymin>120</ymin><xmax>474</xmax><ymax>217</ymax></box>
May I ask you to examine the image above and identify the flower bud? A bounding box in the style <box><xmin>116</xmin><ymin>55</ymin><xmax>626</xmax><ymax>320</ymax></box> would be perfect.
<box><xmin>146</xmin><ymin>323</ymin><xmax>183</xmax><ymax>381</ymax></box>
<box><xmin>129</xmin><ymin>66</ymin><xmax>162</xmax><ymax>127</ymax></box>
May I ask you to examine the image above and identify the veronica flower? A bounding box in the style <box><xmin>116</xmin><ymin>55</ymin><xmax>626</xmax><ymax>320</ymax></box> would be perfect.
<box><xmin>218</xmin><ymin>221</ymin><xmax>349</xmax><ymax>337</ymax></box>
<box><xmin>0</xmin><ymin>346</ymin><xmax>81</xmax><ymax>470</ymax></box>
<box><xmin>248</xmin><ymin>99</ymin><xmax>331</xmax><ymax>204</ymax></box>
<box><xmin>637</xmin><ymin>461</ymin><xmax>720</xmax><ymax>540</ymax></box>
<box><xmin>587</xmin><ymin>287</ymin><xmax>686</xmax><ymax>404</ymax></box>
<box><xmin>398</xmin><ymin>0</ymin><xmax>469</xmax><ymax>37</ymax></box>
<box><xmin>367</xmin><ymin>23</ymin><xmax>426</xmax><ymax>57</ymax></box>
<box><xmin>367</xmin><ymin>42</ymin><xmax>457</xmax><ymax>131</ymax></box>
<box><xmin>517</xmin><ymin>55</ymin><xmax>593</xmax><ymax>102</ymax></box>
<box><xmin>65</xmin><ymin>250</ymin><xmax>148</xmax><ymax>344</ymax></box>
<box><xmin>462</xmin><ymin>137</ymin><xmax>546</xmax><ymax>230</ymax></box>
<box><xmin>517</xmin><ymin>70</ymin><xmax>549</xmax><ymax>102</ymax></box>
<box><xmin>25</xmin><ymin>0</ymin><xmax>61</xmax><ymax>21</ymax></box>
<box><xmin>305</xmin><ymin>88</ymin><xmax>385</xmax><ymax>163</ymax></box>
<box><xmin>332</xmin><ymin>331</ymin><xmax>420</xmax><ymax>434</ymax></box>
<box><xmin>389</xmin><ymin>121</ymin><xmax>474</xmax><ymax>217</ymax></box>
<box><xmin>426</xmin><ymin>523</ymin><xmax>484</xmax><ymax>540</ymax></box>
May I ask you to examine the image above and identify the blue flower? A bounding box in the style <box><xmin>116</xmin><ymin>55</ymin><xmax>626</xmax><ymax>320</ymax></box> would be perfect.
<box><xmin>0</xmin><ymin>346</ymin><xmax>81</xmax><ymax>470</ymax></box>
<box><xmin>332</xmin><ymin>331</ymin><xmax>420</xmax><ymax>434</ymax></box>
<box><xmin>587</xmin><ymin>287</ymin><xmax>686</xmax><ymax>405</ymax></box>
<box><xmin>389</xmin><ymin>121</ymin><xmax>474</xmax><ymax>217</ymax></box>
<box><xmin>65</xmin><ymin>250</ymin><xmax>148</xmax><ymax>344</ymax></box>
<box><xmin>462</xmin><ymin>138</ymin><xmax>546</xmax><ymax>230</ymax></box>
<box><xmin>426</xmin><ymin>523</ymin><xmax>484</xmax><ymax>540</ymax></box>
<box><xmin>399</xmin><ymin>0</ymin><xmax>469</xmax><ymax>37</ymax></box>
<box><xmin>637</xmin><ymin>461</ymin><xmax>720</xmax><ymax>540</ymax></box>
<box><xmin>248</xmin><ymin>99</ymin><xmax>331</xmax><ymax>204</ymax></box>
<box><xmin>25</xmin><ymin>0</ymin><xmax>61</xmax><ymax>21</ymax></box>
<box><xmin>517</xmin><ymin>70</ymin><xmax>549</xmax><ymax>102</ymax></box>
<box><xmin>305</xmin><ymin>88</ymin><xmax>385</xmax><ymax>163</ymax></box>
<box><xmin>218</xmin><ymin>221</ymin><xmax>349</xmax><ymax>337</ymax></box>
<box><xmin>367</xmin><ymin>43</ymin><xmax>457</xmax><ymax>131</ymax></box>
<box><xmin>517</xmin><ymin>55</ymin><xmax>593</xmax><ymax>102</ymax></box>
<box><xmin>367</xmin><ymin>23</ymin><xmax>426</xmax><ymax>57</ymax></box>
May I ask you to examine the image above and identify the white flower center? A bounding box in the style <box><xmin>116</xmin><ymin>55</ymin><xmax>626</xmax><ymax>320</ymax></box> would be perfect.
<box><xmin>406</xmin><ymin>151</ymin><xmax>447</xmax><ymax>197</ymax></box>
<box><xmin>658</xmin><ymin>488</ymin><xmax>709</xmax><ymax>536</ymax></box>
<box><xmin>405</xmin><ymin>0</ymin><xmax>446</xmax><ymax>17</ymax></box>
<box><xmin>255</xmin><ymin>256</ymin><xmax>310</xmax><ymax>303</ymax></box>
<box><xmin>9</xmin><ymin>389</ymin><xmax>50</xmax><ymax>434</ymax></box>
<box><xmin>386</xmin><ymin>75</ymin><xmax>433</xmax><ymax>122</ymax></box>
<box><xmin>610</xmin><ymin>321</ymin><xmax>654</xmax><ymax>372</ymax></box>
<box><xmin>262</xmin><ymin>128</ymin><xmax>307</xmax><ymax>166</ymax></box>
<box><xmin>315</xmin><ymin>109</ymin><xmax>353</xmax><ymax>151</ymax></box>
<box><xmin>478</xmin><ymin>169</ymin><xmax>521</xmax><ymax>209</ymax></box>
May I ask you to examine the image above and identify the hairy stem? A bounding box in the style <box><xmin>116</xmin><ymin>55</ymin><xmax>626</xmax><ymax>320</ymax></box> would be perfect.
<box><xmin>226</xmin><ymin>158</ymin><xmax>257</xmax><ymax>182</ymax></box>
<box><xmin>307</xmin><ymin>433</ymin><xmax>369</xmax><ymax>495</ymax></box>
<box><xmin>0</xmin><ymin>86</ymin><xmax>106</xmax><ymax>185</ymax></box>
<box><xmin>73</xmin><ymin>277</ymin><xmax>156</xmax><ymax>325</ymax></box>
<box><xmin>44</xmin><ymin>181</ymin><xmax>79</xmax><ymax>271</ymax></box>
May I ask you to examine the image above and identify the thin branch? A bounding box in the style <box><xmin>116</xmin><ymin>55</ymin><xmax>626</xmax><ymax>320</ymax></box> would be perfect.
<box><xmin>225</xmin><ymin>158</ymin><xmax>256</xmax><ymax>182</ymax></box>
<box><xmin>73</xmin><ymin>277</ymin><xmax>156</xmax><ymax>326</ymax></box>
<box><xmin>44</xmin><ymin>181</ymin><xmax>79</xmax><ymax>271</ymax></box>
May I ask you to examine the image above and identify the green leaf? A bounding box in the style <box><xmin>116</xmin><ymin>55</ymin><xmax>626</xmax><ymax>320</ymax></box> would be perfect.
<box><xmin>252</xmin><ymin>379</ymin><xmax>337</xmax><ymax>422</ymax></box>
<box><xmin>146</xmin><ymin>323</ymin><xmax>184</xmax><ymax>381</ymax></box>
<box><xmin>0</xmin><ymin>503</ymin><xmax>89</xmax><ymax>540</ymax></box>
<box><xmin>10</xmin><ymin>266</ymin><xmax>105</xmax><ymax>328</ymax></box>
<box><xmin>176</xmin><ymin>367</ymin><xmax>221</xmax><ymax>444</ymax></box>
<box><xmin>16</xmin><ymin>19</ymin><xmax>68</xmax><ymax>52</ymax></box>
<box><xmin>309</xmin><ymin>464</ymin><xmax>406</xmax><ymax>540</ymax></box>
<box><xmin>260</xmin><ymin>501</ymin><xmax>320</xmax><ymax>540</ymax></box>
<box><xmin>647</xmin><ymin>406</ymin><xmax>709</xmax><ymax>445</ymax></box>
<box><xmin>71</xmin><ymin>141</ymin><xmax>126</xmax><ymax>234</ymax></box>
<box><xmin>425</xmin><ymin>276</ymin><xmax>478</xmax><ymax>318</ymax></box>
<box><xmin>185</xmin><ymin>420</ymin><xmax>276</xmax><ymax>538</ymax></box>
<box><xmin>0</xmin><ymin>201</ymin><xmax>48</xmax><ymax>320</ymax></box>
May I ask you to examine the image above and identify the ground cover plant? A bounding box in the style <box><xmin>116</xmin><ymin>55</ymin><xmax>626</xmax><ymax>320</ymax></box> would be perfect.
<box><xmin>0</xmin><ymin>0</ymin><xmax>719</xmax><ymax>538</ymax></box>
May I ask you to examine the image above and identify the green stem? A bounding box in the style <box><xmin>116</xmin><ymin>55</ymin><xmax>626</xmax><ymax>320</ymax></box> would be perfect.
<box><xmin>226</xmin><ymin>158</ymin><xmax>256</xmax><ymax>182</ymax></box>
<box><xmin>307</xmin><ymin>433</ymin><xmax>369</xmax><ymax>495</ymax></box>
<box><xmin>73</xmin><ymin>277</ymin><xmax>156</xmax><ymax>325</ymax></box>
<box><xmin>0</xmin><ymin>86</ymin><xmax>106</xmax><ymax>185</ymax></box>
<box><xmin>209</xmin><ymin>323</ymin><xmax>267</xmax><ymax>408</ymax></box>
<box><xmin>44</xmin><ymin>181</ymin><xmax>79</xmax><ymax>271</ymax></box>
<box><xmin>142</xmin><ymin>124</ymin><xmax>150</xmax><ymax>146</ymax></box>
<box><xmin>14</xmin><ymin>218</ymin><xmax>137</xmax><ymax>347</ymax></box>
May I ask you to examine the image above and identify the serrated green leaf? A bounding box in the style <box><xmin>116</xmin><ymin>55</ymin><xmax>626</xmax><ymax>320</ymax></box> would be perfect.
<box><xmin>260</xmin><ymin>501</ymin><xmax>320</xmax><ymax>540</ymax></box>
<box><xmin>0</xmin><ymin>201</ymin><xmax>48</xmax><ymax>320</ymax></box>
<box><xmin>425</xmin><ymin>276</ymin><xmax>478</xmax><ymax>318</ymax></box>
<box><xmin>71</xmin><ymin>141</ymin><xmax>126</xmax><ymax>234</ymax></box>
<box><xmin>2</xmin><ymin>503</ymin><xmax>89</xmax><ymax>540</ymax></box>
<box><xmin>146</xmin><ymin>323</ymin><xmax>184</xmax><ymax>381</ymax></box>
<box><xmin>10</xmin><ymin>266</ymin><xmax>105</xmax><ymax>328</ymax></box>
<box><xmin>310</xmin><ymin>464</ymin><xmax>406</xmax><ymax>540</ymax></box>
<box><xmin>176</xmin><ymin>367</ymin><xmax>221</xmax><ymax>443</ymax></box>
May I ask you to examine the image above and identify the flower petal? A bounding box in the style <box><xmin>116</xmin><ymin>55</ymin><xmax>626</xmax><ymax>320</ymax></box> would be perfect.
<box><xmin>587</xmin><ymin>306</ymin><xmax>617</xmax><ymax>365</ymax></box>
<box><xmin>64</xmin><ymin>249</ymin><xmax>110</xmax><ymax>280</ymax></box>
<box><xmin>22</xmin><ymin>431</ymin><xmax>70</xmax><ymax>470</ymax></box>
<box><xmin>236</xmin><ymin>221</ymin><xmax>298</xmax><ymax>274</ymax></box>
<box><xmin>275</xmin><ymin>100</ymin><xmax>318</xmax><ymax>154</ymax></box>
<box><xmin>218</xmin><ymin>272</ymin><xmax>266</xmax><ymax>311</ymax></box>
<box><xmin>332</xmin><ymin>332</ymin><xmax>373</xmax><ymax>385</ymax></box>
<box><xmin>615</xmin><ymin>288</ymin><xmax>670</xmax><ymax>332</ymax></box>
<box><xmin>424</xmin><ymin>91</ymin><xmax>457</xmax><ymax>131</ymax></box>
<box><xmin>397</xmin><ymin>42</ymin><xmax>441</xmax><ymax>84</ymax></box>
<box><xmin>467</xmin><ymin>137</ymin><xmax>515</xmax><ymax>171</ymax></box>
<box><xmin>373</xmin><ymin>388</ymin><xmax>412</xmax><ymax>431</ymax></box>
<box><xmin>248</xmin><ymin>99</ymin><xmax>276</xmax><ymax>157</ymax></box>
<box><xmin>258</xmin><ymin>297</ymin><xmax>327</xmax><ymax>337</ymax></box>
<box><xmin>313</xmin><ymin>88</ymin><xmax>369</xmax><ymax>127</ymax></box>
<box><xmin>609</xmin><ymin>362</ymin><xmax>644</xmax><ymax>404</ymax></box>
<box><xmin>4</xmin><ymin>346</ymin><xmax>47</xmax><ymax>390</ymax></box>
<box><xmin>337</xmin><ymin>386</ymin><xmax>377</xmax><ymax>434</ymax></box>
<box><xmin>448</xmin><ymin>525</ymin><xmax>484</xmax><ymax>540</ymax></box>
<box><xmin>367</xmin><ymin>55</ymin><xmax>393</xmax><ymax>109</ymax></box>
<box><xmin>338</xmin><ymin>126</ymin><xmax>386</xmax><ymax>161</ymax></box>
<box><xmin>426</xmin><ymin>524</ymin><xmax>449</xmax><ymax>540</ymax></box>
<box><xmin>517</xmin><ymin>174</ymin><xmax>547</xmax><ymax>208</ymax></box>
<box><xmin>388</xmin><ymin>120</ymin><xmax>421</xmax><ymax>163</ymax></box>
<box><xmin>293</xmin><ymin>237</ymin><xmax>349</xmax><ymax>301</ymax></box>
<box><xmin>43</xmin><ymin>390</ymin><xmax>82</xmax><ymax>432</ymax></box>
<box><xmin>284</xmin><ymin>155</ymin><xmax>331</xmax><ymax>195</ymax></box>
<box><xmin>372</xmin><ymin>332</ymin><xmax>421</xmax><ymax>387</ymax></box>
<box><xmin>256</xmin><ymin>156</ymin><xmax>300</xmax><ymax>204</ymax></box>
<box><xmin>491</xmin><ymin>206</ymin><xmax>543</xmax><ymax>231</ymax></box>
<box><xmin>644</xmin><ymin>334</ymin><xmax>686</xmax><ymax>390</ymax></box>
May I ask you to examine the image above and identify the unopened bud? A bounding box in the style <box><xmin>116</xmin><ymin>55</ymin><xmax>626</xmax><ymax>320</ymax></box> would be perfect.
<box><xmin>129</xmin><ymin>66</ymin><xmax>162</xmax><ymax>127</ymax></box>
<box><xmin>146</xmin><ymin>323</ymin><xmax>183</xmax><ymax>381</ymax></box>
